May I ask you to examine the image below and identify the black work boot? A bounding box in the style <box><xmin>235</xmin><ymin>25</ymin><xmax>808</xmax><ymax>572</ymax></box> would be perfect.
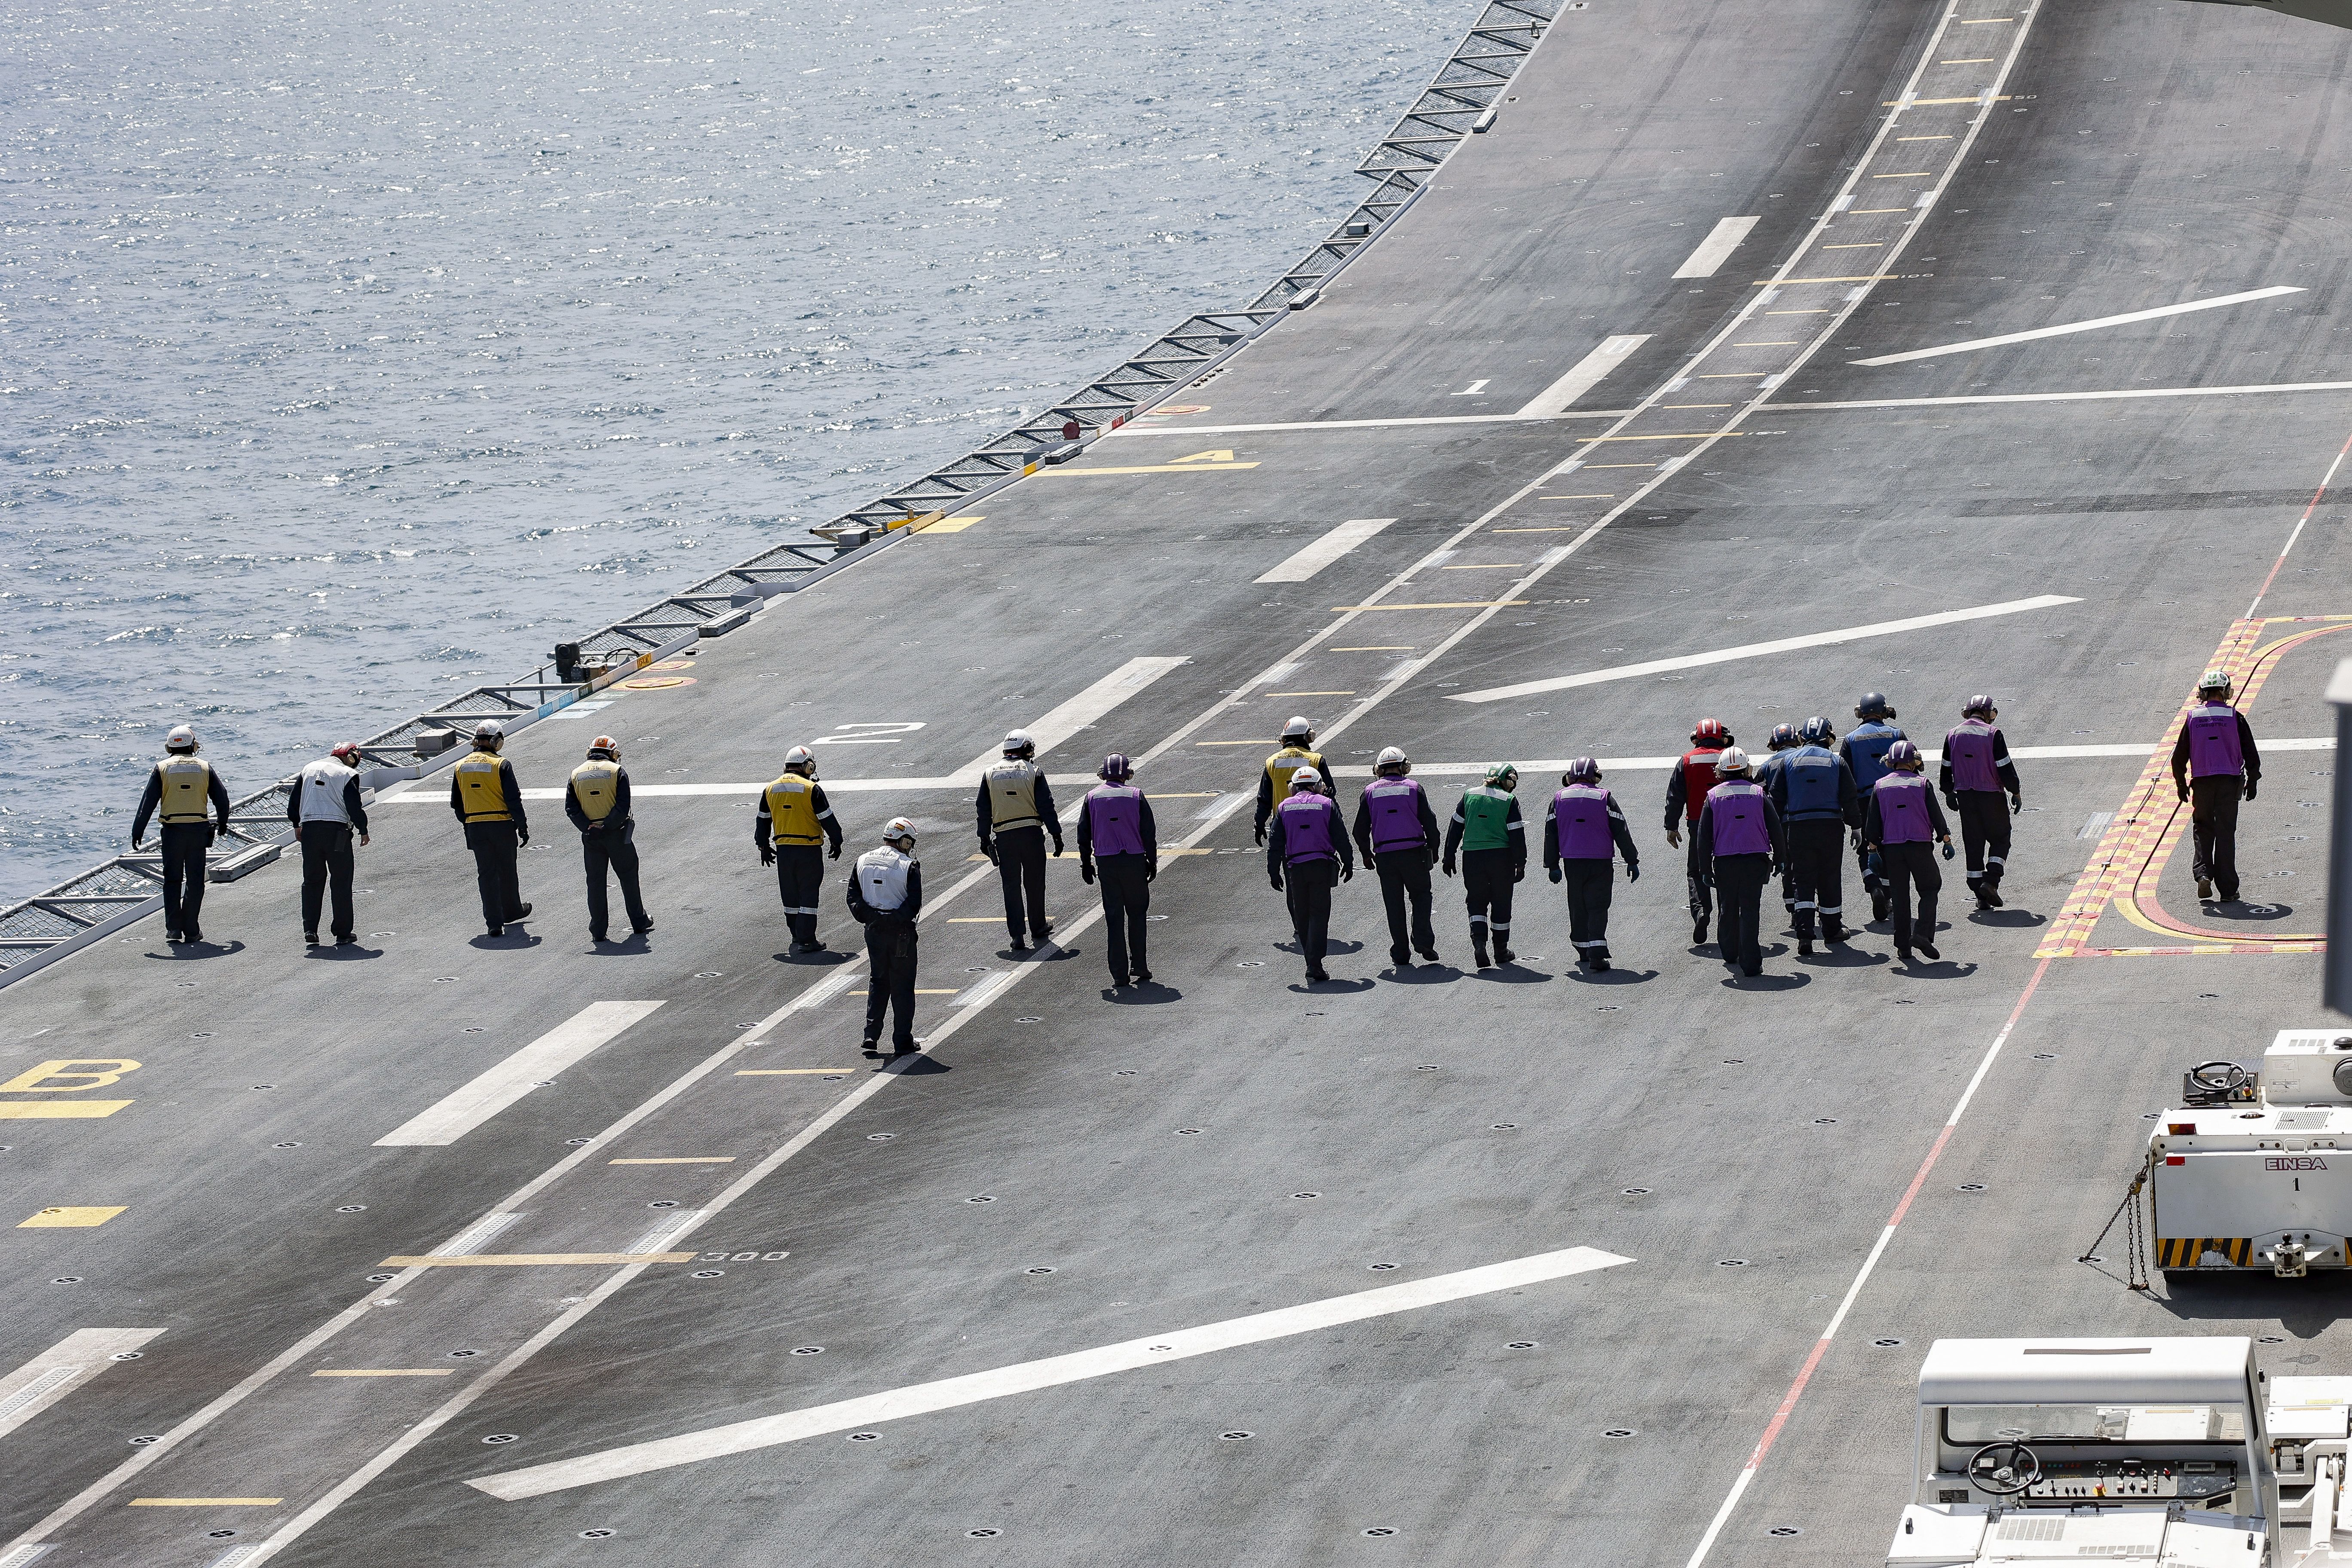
<box><xmin>1472</xmin><ymin>935</ymin><xmax>1491</xmax><ymax>969</ymax></box>
<box><xmin>1493</xmin><ymin>935</ymin><xmax>1514</xmax><ymax>965</ymax></box>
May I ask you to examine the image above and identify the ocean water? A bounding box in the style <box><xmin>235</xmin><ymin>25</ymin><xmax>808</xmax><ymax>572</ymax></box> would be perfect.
<box><xmin>0</xmin><ymin>0</ymin><xmax>1468</xmax><ymax>900</ymax></box>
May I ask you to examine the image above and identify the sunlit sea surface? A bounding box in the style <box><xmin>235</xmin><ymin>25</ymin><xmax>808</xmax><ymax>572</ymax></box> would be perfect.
<box><xmin>0</xmin><ymin>0</ymin><xmax>1466</xmax><ymax>899</ymax></box>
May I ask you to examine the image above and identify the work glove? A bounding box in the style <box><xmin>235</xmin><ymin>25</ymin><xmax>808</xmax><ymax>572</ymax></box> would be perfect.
<box><xmin>1666</xmin><ymin>829</ymin><xmax>1682</xmax><ymax>849</ymax></box>
<box><xmin>1441</xmin><ymin>858</ymin><xmax>1456</xmax><ymax>879</ymax></box>
<box><xmin>1548</xmin><ymin>865</ymin><xmax>1562</xmax><ymax>884</ymax></box>
<box><xmin>1512</xmin><ymin>864</ymin><xmax>1524</xmax><ymax>883</ymax></box>
<box><xmin>980</xmin><ymin>839</ymin><xmax>998</xmax><ymax>866</ymax></box>
<box><xmin>2177</xmin><ymin>784</ymin><xmax>2190</xmax><ymax>803</ymax></box>
<box><xmin>518</xmin><ymin>829</ymin><xmax>530</xmax><ymax>848</ymax></box>
<box><xmin>1940</xmin><ymin>839</ymin><xmax>1956</xmax><ymax>861</ymax></box>
<box><xmin>1270</xmin><ymin>873</ymin><xmax>1284</xmax><ymax>892</ymax></box>
<box><xmin>760</xmin><ymin>846</ymin><xmax>776</xmax><ymax>867</ymax></box>
<box><xmin>1341</xmin><ymin>865</ymin><xmax>1353</xmax><ymax>883</ymax></box>
<box><xmin>2245</xmin><ymin>780</ymin><xmax>2258</xmax><ymax>802</ymax></box>
<box><xmin>2010</xmin><ymin>795</ymin><xmax>2024</xmax><ymax>817</ymax></box>
<box><xmin>1144</xmin><ymin>861</ymin><xmax>1157</xmax><ymax>882</ymax></box>
<box><xmin>1051</xmin><ymin>836</ymin><xmax>1066</xmax><ymax>858</ymax></box>
<box><xmin>1253</xmin><ymin>825</ymin><xmax>1267</xmax><ymax>847</ymax></box>
<box><xmin>1942</xmin><ymin>793</ymin><xmax>1960</xmax><ymax>814</ymax></box>
<box><xmin>1626</xmin><ymin>863</ymin><xmax>1641</xmax><ymax>883</ymax></box>
<box><xmin>131</xmin><ymin>836</ymin><xmax>144</xmax><ymax>851</ymax></box>
<box><xmin>827</xmin><ymin>840</ymin><xmax>842</xmax><ymax>861</ymax></box>
<box><xmin>1081</xmin><ymin>862</ymin><xmax>1096</xmax><ymax>885</ymax></box>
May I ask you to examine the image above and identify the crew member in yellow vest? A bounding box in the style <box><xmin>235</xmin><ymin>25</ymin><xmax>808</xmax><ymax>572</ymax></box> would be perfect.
<box><xmin>756</xmin><ymin>745</ymin><xmax>842</xmax><ymax>953</ymax></box>
<box><xmin>1253</xmin><ymin>715</ymin><xmax>1332</xmax><ymax>845</ymax></box>
<box><xmin>568</xmin><ymin>735</ymin><xmax>652</xmax><ymax>943</ymax></box>
<box><xmin>131</xmin><ymin>724</ymin><xmax>233</xmax><ymax>945</ymax></box>
<box><xmin>974</xmin><ymin>728</ymin><xmax>1063</xmax><ymax>950</ymax></box>
<box><xmin>447</xmin><ymin>719</ymin><xmax>532</xmax><ymax>937</ymax></box>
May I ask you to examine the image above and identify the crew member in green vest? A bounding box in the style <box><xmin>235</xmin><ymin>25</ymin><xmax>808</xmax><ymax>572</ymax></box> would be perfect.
<box><xmin>448</xmin><ymin>719</ymin><xmax>532</xmax><ymax>938</ymax></box>
<box><xmin>1441</xmin><ymin>763</ymin><xmax>1527</xmax><ymax>969</ymax></box>
<box><xmin>757</xmin><ymin>745</ymin><xmax>843</xmax><ymax>953</ymax></box>
<box><xmin>131</xmin><ymin>724</ymin><xmax>233</xmax><ymax>945</ymax></box>
<box><xmin>567</xmin><ymin>735</ymin><xmax>653</xmax><ymax>944</ymax></box>
<box><xmin>1253</xmin><ymin>715</ymin><xmax>1331</xmax><ymax>845</ymax></box>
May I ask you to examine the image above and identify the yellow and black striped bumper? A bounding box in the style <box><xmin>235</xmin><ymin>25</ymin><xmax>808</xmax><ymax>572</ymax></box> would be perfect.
<box><xmin>2157</xmin><ymin>1237</ymin><xmax>2255</xmax><ymax>1268</ymax></box>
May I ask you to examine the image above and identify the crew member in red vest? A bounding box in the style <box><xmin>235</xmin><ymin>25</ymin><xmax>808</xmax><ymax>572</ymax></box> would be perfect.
<box><xmin>1663</xmin><ymin>718</ymin><xmax>1730</xmax><ymax>948</ymax></box>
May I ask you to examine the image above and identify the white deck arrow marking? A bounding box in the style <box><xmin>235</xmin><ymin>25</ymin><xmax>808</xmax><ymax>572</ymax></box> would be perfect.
<box><xmin>1254</xmin><ymin>518</ymin><xmax>1397</xmax><ymax>583</ymax></box>
<box><xmin>376</xmin><ymin>1001</ymin><xmax>664</xmax><ymax>1147</ymax></box>
<box><xmin>1850</xmin><ymin>285</ymin><xmax>2302</xmax><ymax>366</ymax></box>
<box><xmin>1448</xmin><ymin>595</ymin><xmax>2081</xmax><ymax>704</ymax></box>
<box><xmin>1517</xmin><ymin>335</ymin><xmax>1651</xmax><ymax>416</ymax></box>
<box><xmin>0</xmin><ymin>1330</ymin><xmax>165</xmax><ymax>1442</ymax></box>
<box><xmin>1671</xmin><ymin>216</ymin><xmax>1760</xmax><ymax>279</ymax></box>
<box><xmin>1450</xmin><ymin>379</ymin><xmax>1491</xmax><ymax>396</ymax></box>
<box><xmin>946</xmin><ymin>655</ymin><xmax>1188</xmax><ymax>782</ymax></box>
<box><xmin>468</xmin><ymin>1245</ymin><xmax>1632</xmax><ymax>1499</ymax></box>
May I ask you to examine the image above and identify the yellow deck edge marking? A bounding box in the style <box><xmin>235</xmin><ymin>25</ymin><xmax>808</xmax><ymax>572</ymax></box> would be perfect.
<box><xmin>311</xmin><ymin>1369</ymin><xmax>457</xmax><ymax>1377</ymax></box>
<box><xmin>609</xmin><ymin>1157</ymin><xmax>738</xmax><ymax>1165</ymax></box>
<box><xmin>735</xmin><ymin>1069</ymin><xmax>861</xmax><ymax>1075</ymax></box>
<box><xmin>129</xmin><ymin>1498</ymin><xmax>284</xmax><ymax>1507</ymax></box>
<box><xmin>0</xmin><ymin>1102</ymin><xmax>133</xmax><ymax>1119</ymax></box>
<box><xmin>19</xmin><ymin>1206</ymin><xmax>126</xmax><ymax>1228</ymax></box>
<box><xmin>1330</xmin><ymin>600</ymin><xmax>1532</xmax><ymax>611</ymax></box>
<box><xmin>1038</xmin><ymin>462</ymin><xmax>1260</xmax><ymax>477</ymax></box>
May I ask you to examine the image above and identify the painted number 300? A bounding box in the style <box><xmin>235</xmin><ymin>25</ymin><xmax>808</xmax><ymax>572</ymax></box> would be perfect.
<box><xmin>701</xmin><ymin>1251</ymin><xmax>790</xmax><ymax>1262</ymax></box>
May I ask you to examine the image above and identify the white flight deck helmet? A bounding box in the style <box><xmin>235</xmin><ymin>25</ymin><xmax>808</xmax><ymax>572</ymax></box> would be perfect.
<box><xmin>473</xmin><ymin>719</ymin><xmax>505</xmax><ymax>751</ymax></box>
<box><xmin>1374</xmin><ymin>746</ymin><xmax>1410</xmax><ymax>776</ymax></box>
<box><xmin>165</xmin><ymin>725</ymin><xmax>199</xmax><ymax>753</ymax></box>
<box><xmin>1289</xmin><ymin>766</ymin><xmax>1323</xmax><ymax>792</ymax></box>
<box><xmin>1002</xmin><ymin>729</ymin><xmax>1035</xmax><ymax>758</ymax></box>
<box><xmin>2198</xmin><ymin>667</ymin><xmax>2233</xmax><ymax>700</ymax></box>
<box><xmin>1281</xmin><ymin>715</ymin><xmax>1314</xmax><ymax>743</ymax></box>
<box><xmin>882</xmin><ymin>816</ymin><xmax>918</xmax><ymax>848</ymax></box>
<box><xmin>1715</xmin><ymin>747</ymin><xmax>1753</xmax><ymax>777</ymax></box>
<box><xmin>783</xmin><ymin>744</ymin><xmax>816</xmax><ymax>777</ymax></box>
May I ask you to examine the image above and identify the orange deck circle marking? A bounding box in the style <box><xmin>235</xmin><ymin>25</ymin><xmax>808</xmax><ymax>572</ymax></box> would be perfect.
<box><xmin>619</xmin><ymin>676</ymin><xmax>696</xmax><ymax>691</ymax></box>
<box><xmin>647</xmin><ymin>659</ymin><xmax>696</xmax><ymax>671</ymax></box>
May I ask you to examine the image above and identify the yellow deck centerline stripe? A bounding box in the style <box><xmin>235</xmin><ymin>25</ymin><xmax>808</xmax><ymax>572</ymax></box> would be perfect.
<box><xmin>1940</xmin><ymin>56</ymin><xmax>1995</xmax><ymax>61</ymax></box>
<box><xmin>1850</xmin><ymin>208</ymin><xmax>1907</xmax><ymax>214</ymax></box>
<box><xmin>1583</xmin><ymin>463</ymin><xmax>1658</xmax><ymax>469</ymax></box>
<box><xmin>1493</xmin><ymin>527</ymin><xmax>1582</xmax><ymax>533</ymax></box>
<box><xmin>1039</xmin><ymin>462</ymin><xmax>1260</xmax><ymax>477</ymax></box>
<box><xmin>1871</xmin><ymin>172</ymin><xmax>1934</xmax><ymax>178</ymax></box>
<box><xmin>130</xmin><ymin>1498</ymin><xmax>284</xmax><ymax>1507</ymax></box>
<box><xmin>1266</xmin><ymin>690</ymin><xmax>1357</xmax><ymax>695</ymax></box>
<box><xmin>608</xmin><ymin>1158</ymin><xmax>737</xmax><ymax>1165</ymax></box>
<box><xmin>1331</xmin><ymin>600</ymin><xmax>1531</xmax><ymax>611</ymax></box>
<box><xmin>1439</xmin><ymin>564</ymin><xmax>1524</xmax><ymax>570</ymax></box>
<box><xmin>1330</xmin><ymin>646</ymin><xmax>1416</xmax><ymax>650</ymax></box>
<box><xmin>735</xmin><ymin>1068</ymin><xmax>860</xmax><ymax>1074</ymax></box>
<box><xmin>1193</xmin><ymin>740</ymin><xmax>1276</xmax><ymax>746</ymax></box>
<box><xmin>1752</xmin><ymin>275</ymin><xmax>1901</xmax><ymax>285</ymax></box>
<box><xmin>1896</xmin><ymin>135</ymin><xmax>1954</xmax><ymax>141</ymax></box>
<box><xmin>1764</xmin><ymin>311</ymin><xmax>1829</xmax><ymax>316</ymax></box>
<box><xmin>1575</xmin><ymin>432</ymin><xmax>1744</xmax><ymax>441</ymax></box>
<box><xmin>311</xmin><ymin>1369</ymin><xmax>457</xmax><ymax>1377</ymax></box>
<box><xmin>379</xmin><ymin>1253</ymin><xmax>698</xmax><ymax>1267</ymax></box>
<box><xmin>1822</xmin><ymin>244</ymin><xmax>1883</xmax><ymax>250</ymax></box>
<box><xmin>1543</xmin><ymin>489</ymin><xmax>1623</xmax><ymax>493</ymax></box>
<box><xmin>1885</xmin><ymin>95</ymin><xmax>2012</xmax><ymax>104</ymax></box>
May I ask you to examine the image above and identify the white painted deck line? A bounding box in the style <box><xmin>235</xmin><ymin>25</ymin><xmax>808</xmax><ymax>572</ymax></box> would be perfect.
<box><xmin>1327</xmin><ymin>739</ymin><xmax>2330</xmax><ymax>777</ymax></box>
<box><xmin>1517</xmin><ymin>335</ymin><xmax>1651</xmax><ymax>416</ymax></box>
<box><xmin>1671</xmin><ymin>216</ymin><xmax>1760</xmax><ymax>279</ymax></box>
<box><xmin>1764</xmin><ymin>378</ymin><xmax>2352</xmax><ymax>411</ymax></box>
<box><xmin>469</xmin><ymin>1245</ymin><xmax>1632</xmax><ymax>1499</ymax></box>
<box><xmin>375</xmin><ymin>1002</ymin><xmax>665</xmax><ymax>1147</ymax></box>
<box><xmin>1849</xmin><ymin>285</ymin><xmax>2302</xmax><ymax>366</ymax></box>
<box><xmin>1449</xmin><ymin>595</ymin><xmax>2082</xmax><ymax>704</ymax></box>
<box><xmin>1115</xmin><ymin>411</ymin><xmax>1633</xmax><ymax>435</ymax></box>
<box><xmin>0</xmin><ymin>1330</ymin><xmax>165</xmax><ymax>1442</ymax></box>
<box><xmin>946</xmin><ymin>656</ymin><xmax>1190</xmax><ymax>783</ymax></box>
<box><xmin>1254</xmin><ymin>518</ymin><xmax>1398</xmax><ymax>583</ymax></box>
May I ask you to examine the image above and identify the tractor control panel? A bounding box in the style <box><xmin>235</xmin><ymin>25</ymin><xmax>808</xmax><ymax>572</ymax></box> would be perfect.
<box><xmin>2021</xmin><ymin>1459</ymin><xmax>2236</xmax><ymax>1505</ymax></box>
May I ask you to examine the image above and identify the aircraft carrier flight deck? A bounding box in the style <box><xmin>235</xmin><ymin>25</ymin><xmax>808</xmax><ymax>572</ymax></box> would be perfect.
<box><xmin>7</xmin><ymin>0</ymin><xmax>2352</xmax><ymax>1561</ymax></box>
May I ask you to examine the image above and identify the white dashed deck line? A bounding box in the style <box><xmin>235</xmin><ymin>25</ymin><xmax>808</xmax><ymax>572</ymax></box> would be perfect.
<box><xmin>468</xmin><ymin>1246</ymin><xmax>1633</xmax><ymax>1499</ymax></box>
<box><xmin>375</xmin><ymin>1001</ymin><xmax>665</xmax><ymax>1147</ymax></box>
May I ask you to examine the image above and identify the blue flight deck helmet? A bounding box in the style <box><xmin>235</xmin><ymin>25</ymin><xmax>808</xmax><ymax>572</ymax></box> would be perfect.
<box><xmin>1798</xmin><ymin>716</ymin><xmax>1835</xmax><ymax>745</ymax></box>
<box><xmin>1767</xmin><ymin>723</ymin><xmax>1798</xmax><ymax>751</ymax></box>
<box><xmin>1099</xmin><ymin>752</ymin><xmax>1134</xmax><ymax>782</ymax></box>
<box><xmin>1855</xmin><ymin>692</ymin><xmax>1894</xmax><ymax>721</ymax></box>
<box><xmin>1883</xmin><ymin>739</ymin><xmax>1923</xmax><ymax>771</ymax></box>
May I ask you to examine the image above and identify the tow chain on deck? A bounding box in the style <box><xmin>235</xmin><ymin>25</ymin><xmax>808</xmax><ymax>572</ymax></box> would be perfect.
<box><xmin>2079</xmin><ymin>1155</ymin><xmax>2154</xmax><ymax>1291</ymax></box>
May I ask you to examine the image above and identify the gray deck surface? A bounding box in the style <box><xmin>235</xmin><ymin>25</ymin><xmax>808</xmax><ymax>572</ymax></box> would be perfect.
<box><xmin>6</xmin><ymin>0</ymin><xmax>2352</xmax><ymax>1562</ymax></box>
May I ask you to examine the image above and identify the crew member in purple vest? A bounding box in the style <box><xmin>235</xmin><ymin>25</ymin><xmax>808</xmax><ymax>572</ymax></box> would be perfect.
<box><xmin>1544</xmin><ymin>757</ymin><xmax>1640</xmax><ymax>972</ymax></box>
<box><xmin>2169</xmin><ymin>667</ymin><xmax>2261</xmax><ymax>903</ymax></box>
<box><xmin>1077</xmin><ymin>753</ymin><xmax>1159</xmax><ymax>988</ymax></box>
<box><xmin>1939</xmin><ymin>695</ymin><xmax>2024</xmax><ymax>910</ymax></box>
<box><xmin>1862</xmin><ymin>739</ymin><xmax>1954</xmax><ymax>963</ymax></box>
<box><xmin>1351</xmin><ymin>746</ymin><xmax>1442</xmax><ymax>968</ymax></box>
<box><xmin>1267</xmin><ymin>766</ymin><xmax>1353</xmax><ymax>983</ymax></box>
<box><xmin>1695</xmin><ymin>748</ymin><xmax>1784</xmax><ymax>978</ymax></box>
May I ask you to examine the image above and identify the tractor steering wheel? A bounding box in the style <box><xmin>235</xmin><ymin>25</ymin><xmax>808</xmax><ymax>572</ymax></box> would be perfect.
<box><xmin>1967</xmin><ymin>1442</ymin><xmax>2043</xmax><ymax>1496</ymax></box>
<box><xmin>2189</xmin><ymin>1060</ymin><xmax>2251</xmax><ymax>1095</ymax></box>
